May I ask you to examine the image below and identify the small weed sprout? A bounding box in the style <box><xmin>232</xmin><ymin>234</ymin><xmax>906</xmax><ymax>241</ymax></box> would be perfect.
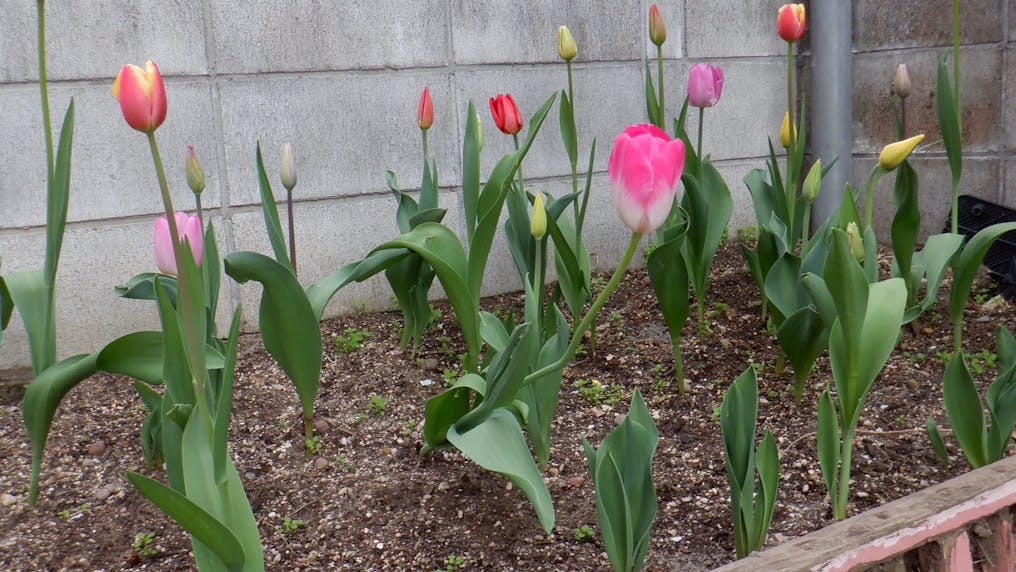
<box><xmin>368</xmin><ymin>394</ymin><xmax>391</xmax><ymax>416</ymax></box>
<box><xmin>435</xmin><ymin>554</ymin><xmax>464</xmax><ymax>572</ymax></box>
<box><xmin>738</xmin><ymin>225</ymin><xmax>760</xmax><ymax>243</ymax></box>
<box><xmin>335</xmin><ymin>454</ymin><xmax>356</xmax><ymax>472</ymax></box>
<box><xmin>572</xmin><ymin>524</ymin><xmax>596</xmax><ymax>542</ymax></box>
<box><xmin>304</xmin><ymin>435</ymin><xmax>323</xmax><ymax>456</ymax></box>
<box><xmin>352</xmin><ymin>412</ymin><xmax>367</xmax><ymax>423</ymax></box>
<box><xmin>573</xmin><ymin>379</ymin><xmax>625</xmax><ymax>406</ymax></box>
<box><xmin>57</xmin><ymin>502</ymin><xmax>91</xmax><ymax>520</ymax></box>
<box><xmin>649</xmin><ymin>363</ymin><xmax>667</xmax><ymax>390</ymax></box>
<box><xmin>969</xmin><ymin>349</ymin><xmax>999</xmax><ymax>375</ymax></box>
<box><xmin>402</xmin><ymin>419</ymin><xmax>418</xmax><ymax>436</ymax></box>
<box><xmin>133</xmin><ymin>531</ymin><xmax>158</xmax><ymax>559</ymax></box>
<box><xmin>441</xmin><ymin>369</ymin><xmax>459</xmax><ymax>387</ymax></box>
<box><xmin>333</xmin><ymin>327</ymin><xmax>372</xmax><ymax>354</ymax></box>
<box><xmin>281</xmin><ymin>516</ymin><xmax>304</xmax><ymax>534</ymax></box>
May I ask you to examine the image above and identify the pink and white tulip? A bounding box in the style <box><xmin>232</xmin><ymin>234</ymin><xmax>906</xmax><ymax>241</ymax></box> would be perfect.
<box><xmin>154</xmin><ymin>212</ymin><xmax>204</xmax><ymax>275</ymax></box>
<box><xmin>607</xmin><ymin>124</ymin><xmax>686</xmax><ymax>234</ymax></box>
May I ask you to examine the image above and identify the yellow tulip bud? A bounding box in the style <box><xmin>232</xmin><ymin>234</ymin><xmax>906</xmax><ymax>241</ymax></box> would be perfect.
<box><xmin>530</xmin><ymin>192</ymin><xmax>547</xmax><ymax>240</ymax></box>
<box><xmin>185</xmin><ymin>146</ymin><xmax>205</xmax><ymax>195</ymax></box>
<box><xmin>780</xmin><ymin>112</ymin><xmax>797</xmax><ymax>149</ymax></box>
<box><xmin>878</xmin><ymin>134</ymin><xmax>924</xmax><ymax>170</ymax></box>
<box><xmin>846</xmin><ymin>222</ymin><xmax>864</xmax><ymax>261</ymax></box>
<box><xmin>802</xmin><ymin>159</ymin><xmax>822</xmax><ymax>202</ymax></box>
<box><xmin>558</xmin><ymin>26</ymin><xmax>577</xmax><ymax>62</ymax></box>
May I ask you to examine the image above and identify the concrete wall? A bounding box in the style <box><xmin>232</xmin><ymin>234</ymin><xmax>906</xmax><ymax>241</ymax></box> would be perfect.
<box><xmin>847</xmin><ymin>0</ymin><xmax>1015</xmax><ymax>236</ymax></box>
<box><xmin>2</xmin><ymin>2</ymin><xmax>1010</xmax><ymax>372</ymax></box>
<box><xmin>0</xmin><ymin>0</ymin><xmax>790</xmax><ymax>372</ymax></box>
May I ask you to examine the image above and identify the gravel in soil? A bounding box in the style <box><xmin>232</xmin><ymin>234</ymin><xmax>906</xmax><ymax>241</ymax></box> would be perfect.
<box><xmin>1</xmin><ymin>242</ymin><xmax>1014</xmax><ymax>571</ymax></box>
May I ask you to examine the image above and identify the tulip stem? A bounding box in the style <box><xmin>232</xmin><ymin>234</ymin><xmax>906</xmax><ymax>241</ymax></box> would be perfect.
<box><xmin>421</xmin><ymin>129</ymin><xmax>430</xmax><ymax>169</ymax></box>
<box><xmin>524</xmin><ymin>232</ymin><xmax>641</xmax><ymax>386</ymax></box>
<box><xmin>696</xmin><ymin>107</ymin><xmax>704</xmax><ymax>161</ymax></box>
<box><xmin>194</xmin><ymin>194</ymin><xmax>204</xmax><ymax>228</ymax></box>
<box><xmin>863</xmin><ymin>166</ymin><xmax>885</xmax><ymax>229</ymax></box>
<box><xmin>950</xmin><ymin>0</ymin><xmax>961</xmax><ymax>235</ymax></box>
<box><xmin>511</xmin><ymin>134</ymin><xmax>527</xmax><ymax>195</ymax></box>
<box><xmin>146</xmin><ymin>131</ymin><xmax>209</xmax><ymax>416</ymax></box>
<box><xmin>36</xmin><ymin>0</ymin><xmax>53</xmax><ymax>184</ymax></box>
<box><xmin>286</xmin><ymin>188</ymin><xmax>297</xmax><ymax>276</ymax></box>
<box><xmin>533</xmin><ymin>241</ymin><xmax>545</xmax><ymax>335</ymax></box>
<box><xmin>656</xmin><ymin>45</ymin><xmax>665</xmax><ymax>129</ymax></box>
<box><xmin>566</xmin><ymin>60</ymin><xmax>581</xmax><ymax>229</ymax></box>
<box><xmin>801</xmin><ymin>202</ymin><xmax>812</xmax><ymax>255</ymax></box>
<box><xmin>834</xmin><ymin>427</ymin><xmax>856</xmax><ymax>520</ymax></box>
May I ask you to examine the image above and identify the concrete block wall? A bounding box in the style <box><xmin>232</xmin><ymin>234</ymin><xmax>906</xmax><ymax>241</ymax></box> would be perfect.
<box><xmin>0</xmin><ymin>1</ymin><xmax>790</xmax><ymax>372</ymax></box>
<box><xmin>2</xmin><ymin>2</ymin><xmax>1010</xmax><ymax>372</ymax></box>
<box><xmin>847</xmin><ymin>0</ymin><xmax>1015</xmax><ymax>237</ymax></box>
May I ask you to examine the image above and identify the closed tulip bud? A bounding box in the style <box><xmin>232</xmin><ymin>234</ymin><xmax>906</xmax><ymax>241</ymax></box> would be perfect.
<box><xmin>558</xmin><ymin>26</ymin><xmax>577</xmax><ymax>62</ymax></box>
<box><xmin>608</xmin><ymin>124</ymin><xmax>686</xmax><ymax>234</ymax></box>
<box><xmin>417</xmin><ymin>87</ymin><xmax>434</xmax><ymax>130</ymax></box>
<box><xmin>879</xmin><ymin>134</ymin><xmax>924</xmax><ymax>170</ymax></box>
<box><xmin>649</xmin><ymin>4</ymin><xmax>667</xmax><ymax>47</ymax></box>
<box><xmin>687</xmin><ymin>63</ymin><xmax>724</xmax><ymax>108</ymax></box>
<box><xmin>112</xmin><ymin>60</ymin><xmax>167</xmax><ymax>133</ymax></box>
<box><xmin>777</xmin><ymin>4</ymin><xmax>806</xmax><ymax>43</ymax></box>
<box><xmin>802</xmin><ymin>159</ymin><xmax>822</xmax><ymax>202</ymax></box>
<box><xmin>846</xmin><ymin>222</ymin><xmax>864</xmax><ymax>261</ymax></box>
<box><xmin>780</xmin><ymin>112</ymin><xmax>797</xmax><ymax>149</ymax></box>
<box><xmin>530</xmin><ymin>192</ymin><xmax>547</xmax><ymax>240</ymax></box>
<box><xmin>489</xmin><ymin>93</ymin><xmax>523</xmax><ymax>135</ymax></box>
<box><xmin>185</xmin><ymin>146</ymin><xmax>205</xmax><ymax>195</ymax></box>
<box><xmin>154</xmin><ymin>212</ymin><xmax>204</xmax><ymax>275</ymax></box>
<box><xmin>893</xmin><ymin>63</ymin><xmax>912</xmax><ymax>99</ymax></box>
<box><xmin>280</xmin><ymin>143</ymin><xmax>297</xmax><ymax>191</ymax></box>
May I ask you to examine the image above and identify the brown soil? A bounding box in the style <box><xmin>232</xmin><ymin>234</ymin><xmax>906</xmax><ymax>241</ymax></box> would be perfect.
<box><xmin>1</xmin><ymin>241</ymin><xmax>1013</xmax><ymax>571</ymax></box>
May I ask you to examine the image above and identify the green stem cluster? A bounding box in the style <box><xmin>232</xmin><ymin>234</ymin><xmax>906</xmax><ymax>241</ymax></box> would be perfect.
<box><xmin>146</xmin><ymin>132</ymin><xmax>209</xmax><ymax>415</ymax></box>
<box><xmin>526</xmin><ymin>233</ymin><xmax>641</xmax><ymax>384</ymax></box>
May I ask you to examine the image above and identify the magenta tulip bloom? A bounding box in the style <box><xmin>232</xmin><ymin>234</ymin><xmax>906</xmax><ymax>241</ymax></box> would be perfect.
<box><xmin>607</xmin><ymin>124</ymin><xmax>686</xmax><ymax>234</ymax></box>
<box><xmin>154</xmin><ymin>212</ymin><xmax>204</xmax><ymax>275</ymax></box>
<box><xmin>687</xmin><ymin>63</ymin><xmax>724</xmax><ymax>108</ymax></box>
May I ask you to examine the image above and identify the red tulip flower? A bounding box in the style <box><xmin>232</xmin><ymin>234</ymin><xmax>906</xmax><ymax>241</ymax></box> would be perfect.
<box><xmin>608</xmin><ymin>124</ymin><xmax>686</xmax><ymax>234</ymax></box>
<box><xmin>648</xmin><ymin>4</ymin><xmax>667</xmax><ymax>46</ymax></box>
<box><xmin>489</xmin><ymin>94</ymin><xmax>523</xmax><ymax>136</ymax></box>
<box><xmin>112</xmin><ymin>60</ymin><xmax>167</xmax><ymax>133</ymax></box>
<box><xmin>417</xmin><ymin>87</ymin><xmax>434</xmax><ymax>131</ymax></box>
<box><xmin>777</xmin><ymin>4</ymin><xmax>806</xmax><ymax>43</ymax></box>
<box><xmin>687</xmin><ymin>63</ymin><xmax>724</xmax><ymax>108</ymax></box>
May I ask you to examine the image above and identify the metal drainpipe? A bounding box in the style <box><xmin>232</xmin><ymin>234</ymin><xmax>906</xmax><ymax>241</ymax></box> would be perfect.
<box><xmin>810</xmin><ymin>0</ymin><xmax>853</xmax><ymax>225</ymax></box>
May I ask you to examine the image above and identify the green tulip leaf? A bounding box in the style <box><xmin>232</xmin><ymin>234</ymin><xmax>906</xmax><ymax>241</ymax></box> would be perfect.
<box><xmin>948</xmin><ymin>222</ymin><xmax>1016</xmax><ymax>341</ymax></box>
<box><xmin>448</xmin><ymin>409</ymin><xmax>555</xmax><ymax>532</ymax></box>
<box><xmin>462</xmin><ymin>100</ymin><xmax>482</xmax><ymax>243</ymax></box>
<box><xmin>224</xmin><ymin>251</ymin><xmax>322</xmax><ymax>424</ymax></box>
<box><xmin>126</xmin><ymin>471</ymin><xmax>249</xmax><ymax>570</ymax></box>
<box><xmin>254</xmin><ymin>143</ymin><xmax>292</xmax><ymax>271</ymax></box>
<box><xmin>936</xmin><ymin>53</ymin><xmax>963</xmax><ymax>188</ymax></box>
<box><xmin>23</xmin><ymin>352</ymin><xmax>98</xmax><ymax>504</ymax></box>
<box><xmin>942</xmin><ymin>352</ymin><xmax>988</xmax><ymax>468</ymax></box>
<box><xmin>816</xmin><ymin>390</ymin><xmax>840</xmax><ymax>508</ymax></box>
<box><xmin>45</xmin><ymin>100</ymin><xmax>75</xmax><ymax>286</ymax></box>
<box><xmin>5</xmin><ymin>269</ymin><xmax>56</xmax><ymax>376</ymax></box>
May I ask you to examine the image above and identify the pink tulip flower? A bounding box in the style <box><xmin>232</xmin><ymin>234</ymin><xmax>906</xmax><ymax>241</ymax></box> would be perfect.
<box><xmin>154</xmin><ymin>212</ymin><xmax>204</xmax><ymax>275</ymax></box>
<box><xmin>607</xmin><ymin>124</ymin><xmax>686</xmax><ymax>234</ymax></box>
<box><xmin>112</xmin><ymin>60</ymin><xmax>167</xmax><ymax>133</ymax></box>
<box><xmin>687</xmin><ymin>63</ymin><xmax>724</xmax><ymax>108</ymax></box>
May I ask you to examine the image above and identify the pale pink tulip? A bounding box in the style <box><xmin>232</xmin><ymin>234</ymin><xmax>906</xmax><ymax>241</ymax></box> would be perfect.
<box><xmin>154</xmin><ymin>212</ymin><xmax>204</xmax><ymax>275</ymax></box>
<box><xmin>687</xmin><ymin>63</ymin><xmax>724</xmax><ymax>108</ymax></box>
<box><xmin>607</xmin><ymin>124</ymin><xmax>686</xmax><ymax>234</ymax></box>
